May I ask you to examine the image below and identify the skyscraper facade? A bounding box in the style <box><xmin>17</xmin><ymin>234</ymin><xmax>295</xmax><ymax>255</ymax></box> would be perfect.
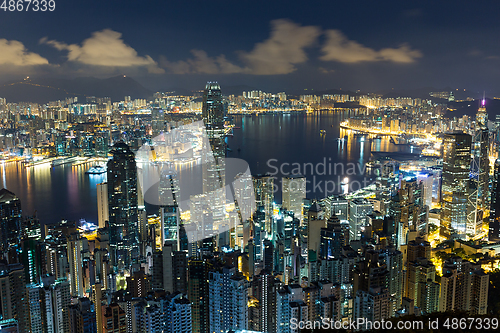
<box><xmin>440</xmin><ymin>133</ymin><xmax>472</xmax><ymax>238</ymax></box>
<box><xmin>107</xmin><ymin>141</ymin><xmax>139</xmax><ymax>264</ymax></box>
<box><xmin>489</xmin><ymin>159</ymin><xmax>500</xmax><ymax>241</ymax></box>
<box><xmin>0</xmin><ymin>189</ymin><xmax>22</xmax><ymax>254</ymax></box>
<box><xmin>201</xmin><ymin>82</ymin><xmax>227</xmax><ymax>233</ymax></box>
<box><xmin>468</xmin><ymin>101</ymin><xmax>490</xmax><ymax>238</ymax></box>
<box><xmin>282</xmin><ymin>176</ymin><xmax>306</xmax><ymax>225</ymax></box>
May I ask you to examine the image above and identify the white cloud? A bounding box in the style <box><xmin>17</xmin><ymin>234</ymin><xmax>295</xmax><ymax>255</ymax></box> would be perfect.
<box><xmin>41</xmin><ymin>29</ymin><xmax>164</xmax><ymax>73</ymax></box>
<box><xmin>320</xmin><ymin>30</ymin><xmax>422</xmax><ymax>63</ymax></box>
<box><xmin>0</xmin><ymin>39</ymin><xmax>49</xmax><ymax>66</ymax></box>
<box><xmin>238</xmin><ymin>19</ymin><xmax>321</xmax><ymax>74</ymax></box>
<box><xmin>160</xmin><ymin>50</ymin><xmax>244</xmax><ymax>75</ymax></box>
<box><xmin>160</xmin><ymin>19</ymin><xmax>320</xmax><ymax>75</ymax></box>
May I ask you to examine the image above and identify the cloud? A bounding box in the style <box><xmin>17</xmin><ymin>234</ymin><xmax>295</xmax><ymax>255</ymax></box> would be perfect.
<box><xmin>41</xmin><ymin>29</ymin><xmax>164</xmax><ymax>73</ymax></box>
<box><xmin>160</xmin><ymin>19</ymin><xmax>320</xmax><ymax>75</ymax></box>
<box><xmin>0</xmin><ymin>39</ymin><xmax>49</xmax><ymax>66</ymax></box>
<box><xmin>160</xmin><ymin>50</ymin><xmax>244</xmax><ymax>75</ymax></box>
<box><xmin>238</xmin><ymin>19</ymin><xmax>321</xmax><ymax>74</ymax></box>
<box><xmin>320</xmin><ymin>30</ymin><xmax>422</xmax><ymax>63</ymax></box>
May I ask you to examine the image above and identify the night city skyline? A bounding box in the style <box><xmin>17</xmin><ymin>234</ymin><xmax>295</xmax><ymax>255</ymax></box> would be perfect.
<box><xmin>3</xmin><ymin>1</ymin><xmax>500</xmax><ymax>333</ymax></box>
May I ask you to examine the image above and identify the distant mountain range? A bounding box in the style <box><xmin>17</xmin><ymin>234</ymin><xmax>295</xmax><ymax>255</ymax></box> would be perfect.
<box><xmin>0</xmin><ymin>76</ymin><xmax>153</xmax><ymax>103</ymax></box>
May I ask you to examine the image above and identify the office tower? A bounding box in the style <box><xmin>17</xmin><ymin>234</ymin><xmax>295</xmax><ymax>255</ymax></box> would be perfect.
<box><xmin>101</xmin><ymin>303</ymin><xmax>126</xmax><ymax>333</ymax></box>
<box><xmin>348</xmin><ymin>199</ymin><xmax>373</xmax><ymax>241</ymax></box>
<box><xmin>320</xmin><ymin>215</ymin><xmax>349</xmax><ymax>259</ymax></box>
<box><xmin>107</xmin><ymin>141</ymin><xmax>139</xmax><ymax>263</ymax></box>
<box><xmin>159</xmin><ymin>172</ymin><xmax>180</xmax><ymax>250</ymax></box>
<box><xmin>209</xmin><ymin>266</ymin><xmax>248</xmax><ymax>333</ymax></box>
<box><xmin>468</xmin><ymin>101</ymin><xmax>490</xmax><ymax>238</ymax></box>
<box><xmin>282</xmin><ymin>176</ymin><xmax>306</xmax><ymax>225</ymax></box>
<box><xmin>96</xmin><ymin>183</ymin><xmax>109</xmax><ymax>229</ymax></box>
<box><xmin>94</xmin><ymin>130</ymin><xmax>109</xmax><ymax>158</ymax></box>
<box><xmin>253</xmin><ymin>175</ymin><xmax>275</xmax><ymax>235</ymax></box>
<box><xmin>0</xmin><ymin>264</ymin><xmax>30</xmax><ymax>332</ymax></box>
<box><xmin>307</xmin><ymin>202</ymin><xmax>325</xmax><ymax>261</ymax></box>
<box><xmin>69</xmin><ymin>297</ymin><xmax>97</xmax><ymax>333</ymax></box>
<box><xmin>391</xmin><ymin>178</ymin><xmax>428</xmax><ymax>248</ymax></box>
<box><xmin>490</xmin><ymin>159</ymin><xmax>500</xmax><ymax>241</ymax></box>
<box><xmin>329</xmin><ymin>195</ymin><xmax>349</xmax><ymax>221</ymax></box>
<box><xmin>201</xmin><ymin>82</ymin><xmax>226</xmax><ymax>229</ymax></box>
<box><xmin>439</xmin><ymin>257</ymin><xmax>488</xmax><ymax>315</ymax></box>
<box><xmin>0</xmin><ymin>189</ymin><xmax>22</xmax><ymax>254</ymax></box>
<box><xmin>252</xmin><ymin>271</ymin><xmax>277</xmax><ymax>333</ymax></box>
<box><xmin>151</xmin><ymin>107</ymin><xmax>165</xmax><ymax>137</ymax></box>
<box><xmin>440</xmin><ymin>133</ymin><xmax>472</xmax><ymax>238</ymax></box>
<box><xmin>20</xmin><ymin>238</ymin><xmax>45</xmax><ymax>285</ymax></box>
<box><xmin>416</xmin><ymin>171</ymin><xmax>433</xmax><ymax>209</ymax></box>
<box><xmin>188</xmin><ymin>259</ymin><xmax>211</xmax><ymax>333</ymax></box>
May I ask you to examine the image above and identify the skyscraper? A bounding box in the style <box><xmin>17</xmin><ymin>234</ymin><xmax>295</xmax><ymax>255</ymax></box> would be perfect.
<box><xmin>440</xmin><ymin>133</ymin><xmax>472</xmax><ymax>238</ymax></box>
<box><xmin>151</xmin><ymin>107</ymin><xmax>165</xmax><ymax>137</ymax></box>
<box><xmin>159</xmin><ymin>172</ymin><xmax>180</xmax><ymax>250</ymax></box>
<box><xmin>107</xmin><ymin>141</ymin><xmax>139</xmax><ymax>263</ymax></box>
<box><xmin>282</xmin><ymin>176</ymin><xmax>306</xmax><ymax>225</ymax></box>
<box><xmin>467</xmin><ymin>100</ymin><xmax>490</xmax><ymax>238</ymax></box>
<box><xmin>209</xmin><ymin>266</ymin><xmax>248</xmax><ymax>333</ymax></box>
<box><xmin>201</xmin><ymin>82</ymin><xmax>226</xmax><ymax>229</ymax></box>
<box><xmin>0</xmin><ymin>263</ymin><xmax>30</xmax><ymax>332</ymax></box>
<box><xmin>96</xmin><ymin>183</ymin><xmax>109</xmax><ymax>229</ymax></box>
<box><xmin>0</xmin><ymin>189</ymin><xmax>22</xmax><ymax>254</ymax></box>
<box><xmin>188</xmin><ymin>258</ymin><xmax>211</xmax><ymax>333</ymax></box>
<box><xmin>253</xmin><ymin>175</ymin><xmax>275</xmax><ymax>235</ymax></box>
<box><xmin>489</xmin><ymin>159</ymin><xmax>500</xmax><ymax>241</ymax></box>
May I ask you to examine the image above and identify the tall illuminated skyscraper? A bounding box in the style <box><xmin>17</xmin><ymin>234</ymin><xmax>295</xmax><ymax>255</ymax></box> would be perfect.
<box><xmin>468</xmin><ymin>100</ymin><xmax>490</xmax><ymax>238</ymax></box>
<box><xmin>489</xmin><ymin>159</ymin><xmax>500</xmax><ymax>242</ymax></box>
<box><xmin>282</xmin><ymin>176</ymin><xmax>306</xmax><ymax>225</ymax></box>
<box><xmin>107</xmin><ymin>141</ymin><xmax>139</xmax><ymax>263</ymax></box>
<box><xmin>253</xmin><ymin>175</ymin><xmax>274</xmax><ymax>235</ymax></box>
<box><xmin>96</xmin><ymin>183</ymin><xmax>109</xmax><ymax>229</ymax></box>
<box><xmin>201</xmin><ymin>82</ymin><xmax>226</xmax><ymax>229</ymax></box>
<box><xmin>159</xmin><ymin>172</ymin><xmax>180</xmax><ymax>250</ymax></box>
<box><xmin>440</xmin><ymin>133</ymin><xmax>472</xmax><ymax>238</ymax></box>
<box><xmin>0</xmin><ymin>188</ymin><xmax>22</xmax><ymax>253</ymax></box>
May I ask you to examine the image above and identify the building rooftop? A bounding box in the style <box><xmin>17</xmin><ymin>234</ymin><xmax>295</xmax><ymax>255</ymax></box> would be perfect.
<box><xmin>0</xmin><ymin>188</ymin><xmax>17</xmax><ymax>203</ymax></box>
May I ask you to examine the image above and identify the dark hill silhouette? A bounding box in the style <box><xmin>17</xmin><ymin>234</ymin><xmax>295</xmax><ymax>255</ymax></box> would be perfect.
<box><xmin>0</xmin><ymin>76</ymin><xmax>152</xmax><ymax>103</ymax></box>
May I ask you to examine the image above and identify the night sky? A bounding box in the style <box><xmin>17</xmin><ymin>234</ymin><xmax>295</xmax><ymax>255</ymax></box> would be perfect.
<box><xmin>2</xmin><ymin>0</ymin><xmax>500</xmax><ymax>94</ymax></box>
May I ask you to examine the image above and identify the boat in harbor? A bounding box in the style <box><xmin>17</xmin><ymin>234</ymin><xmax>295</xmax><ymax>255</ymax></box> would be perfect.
<box><xmin>51</xmin><ymin>156</ymin><xmax>80</xmax><ymax>167</ymax></box>
<box><xmin>85</xmin><ymin>165</ymin><xmax>107</xmax><ymax>175</ymax></box>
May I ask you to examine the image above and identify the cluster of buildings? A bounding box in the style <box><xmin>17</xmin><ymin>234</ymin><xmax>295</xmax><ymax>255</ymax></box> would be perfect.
<box><xmin>0</xmin><ymin>83</ymin><xmax>497</xmax><ymax>333</ymax></box>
